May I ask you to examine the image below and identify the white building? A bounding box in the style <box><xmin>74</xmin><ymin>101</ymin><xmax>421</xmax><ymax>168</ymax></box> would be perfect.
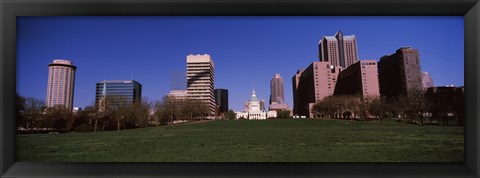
<box><xmin>235</xmin><ymin>90</ymin><xmax>277</xmax><ymax>120</ymax></box>
<box><xmin>186</xmin><ymin>54</ymin><xmax>216</xmax><ymax>116</ymax></box>
<box><xmin>167</xmin><ymin>90</ymin><xmax>188</xmax><ymax>100</ymax></box>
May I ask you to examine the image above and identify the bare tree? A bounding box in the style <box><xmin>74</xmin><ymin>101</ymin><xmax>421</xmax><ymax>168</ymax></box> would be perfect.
<box><xmin>368</xmin><ymin>97</ymin><xmax>390</xmax><ymax>122</ymax></box>
<box><xmin>20</xmin><ymin>97</ymin><xmax>46</xmax><ymax>133</ymax></box>
<box><xmin>130</xmin><ymin>97</ymin><xmax>151</xmax><ymax>128</ymax></box>
<box><xmin>408</xmin><ymin>89</ymin><xmax>430</xmax><ymax>125</ymax></box>
<box><xmin>104</xmin><ymin>95</ymin><xmax>131</xmax><ymax>131</ymax></box>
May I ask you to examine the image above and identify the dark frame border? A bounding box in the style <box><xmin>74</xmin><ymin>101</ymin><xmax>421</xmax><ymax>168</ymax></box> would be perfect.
<box><xmin>1</xmin><ymin>0</ymin><xmax>479</xmax><ymax>177</ymax></box>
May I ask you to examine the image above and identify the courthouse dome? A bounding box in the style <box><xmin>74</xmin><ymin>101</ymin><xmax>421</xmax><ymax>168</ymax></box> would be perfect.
<box><xmin>250</xmin><ymin>90</ymin><xmax>260</xmax><ymax>102</ymax></box>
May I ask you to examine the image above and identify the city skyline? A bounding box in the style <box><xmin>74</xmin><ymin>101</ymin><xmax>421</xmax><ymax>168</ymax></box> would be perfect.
<box><xmin>17</xmin><ymin>16</ymin><xmax>464</xmax><ymax>111</ymax></box>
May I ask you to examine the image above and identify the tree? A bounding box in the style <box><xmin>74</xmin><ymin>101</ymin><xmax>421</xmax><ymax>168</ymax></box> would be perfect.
<box><xmin>426</xmin><ymin>88</ymin><xmax>455</xmax><ymax>126</ymax></box>
<box><xmin>155</xmin><ymin>95</ymin><xmax>178</xmax><ymax>125</ymax></box>
<box><xmin>368</xmin><ymin>97</ymin><xmax>389</xmax><ymax>122</ymax></box>
<box><xmin>77</xmin><ymin>104</ymin><xmax>97</xmax><ymax>132</ymax></box>
<box><xmin>224</xmin><ymin>110</ymin><xmax>237</xmax><ymax>120</ymax></box>
<box><xmin>130</xmin><ymin>97</ymin><xmax>152</xmax><ymax>128</ymax></box>
<box><xmin>356</xmin><ymin>96</ymin><xmax>373</xmax><ymax>120</ymax></box>
<box><xmin>154</xmin><ymin>95</ymin><xmax>211</xmax><ymax>126</ymax></box>
<box><xmin>453</xmin><ymin>88</ymin><xmax>464</xmax><ymax>126</ymax></box>
<box><xmin>395</xmin><ymin>95</ymin><xmax>411</xmax><ymax>124</ymax></box>
<box><xmin>276</xmin><ymin>110</ymin><xmax>291</xmax><ymax>119</ymax></box>
<box><xmin>408</xmin><ymin>89</ymin><xmax>430</xmax><ymax>125</ymax></box>
<box><xmin>43</xmin><ymin>106</ymin><xmax>70</xmax><ymax>131</ymax></box>
<box><xmin>16</xmin><ymin>93</ymin><xmax>26</xmax><ymax>130</ymax></box>
<box><xmin>312</xmin><ymin>96</ymin><xmax>338</xmax><ymax>119</ymax></box>
<box><xmin>16</xmin><ymin>95</ymin><xmax>46</xmax><ymax>131</ymax></box>
<box><xmin>104</xmin><ymin>95</ymin><xmax>131</xmax><ymax>131</ymax></box>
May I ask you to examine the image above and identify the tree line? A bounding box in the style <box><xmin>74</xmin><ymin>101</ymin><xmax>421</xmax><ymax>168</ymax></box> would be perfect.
<box><xmin>16</xmin><ymin>93</ymin><xmax>214</xmax><ymax>134</ymax></box>
<box><xmin>311</xmin><ymin>89</ymin><xmax>464</xmax><ymax>126</ymax></box>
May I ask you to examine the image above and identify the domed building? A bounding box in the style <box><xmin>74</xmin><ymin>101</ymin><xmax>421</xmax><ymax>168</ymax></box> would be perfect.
<box><xmin>235</xmin><ymin>90</ymin><xmax>277</xmax><ymax>120</ymax></box>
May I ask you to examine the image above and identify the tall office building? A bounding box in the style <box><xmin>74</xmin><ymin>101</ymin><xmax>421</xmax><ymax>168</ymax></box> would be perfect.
<box><xmin>270</xmin><ymin>74</ymin><xmax>285</xmax><ymax>104</ymax></box>
<box><xmin>334</xmin><ymin>60</ymin><xmax>380</xmax><ymax>98</ymax></box>
<box><xmin>292</xmin><ymin>69</ymin><xmax>304</xmax><ymax>115</ymax></box>
<box><xmin>378</xmin><ymin>46</ymin><xmax>423</xmax><ymax>99</ymax></box>
<box><xmin>46</xmin><ymin>59</ymin><xmax>77</xmax><ymax>111</ymax></box>
<box><xmin>270</xmin><ymin>74</ymin><xmax>289</xmax><ymax>111</ymax></box>
<box><xmin>421</xmin><ymin>72</ymin><xmax>434</xmax><ymax>89</ymax></box>
<box><xmin>186</xmin><ymin>54</ymin><xmax>216</xmax><ymax>116</ymax></box>
<box><xmin>214</xmin><ymin>89</ymin><xmax>229</xmax><ymax>114</ymax></box>
<box><xmin>293</xmin><ymin>61</ymin><xmax>342</xmax><ymax>117</ymax></box>
<box><xmin>260</xmin><ymin>99</ymin><xmax>266</xmax><ymax>111</ymax></box>
<box><xmin>95</xmin><ymin>80</ymin><xmax>142</xmax><ymax>111</ymax></box>
<box><xmin>318</xmin><ymin>31</ymin><xmax>359</xmax><ymax>69</ymax></box>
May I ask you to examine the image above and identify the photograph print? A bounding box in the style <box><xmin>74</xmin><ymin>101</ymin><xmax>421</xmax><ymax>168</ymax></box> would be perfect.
<box><xmin>15</xmin><ymin>16</ymin><xmax>464</xmax><ymax>162</ymax></box>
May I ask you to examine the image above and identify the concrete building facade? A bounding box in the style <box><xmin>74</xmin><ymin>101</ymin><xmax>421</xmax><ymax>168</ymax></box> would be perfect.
<box><xmin>293</xmin><ymin>61</ymin><xmax>342</xmax><ymax>117</ymax></box>
<box><xmin>334</xmin><ymin>60</ymin><xmax>380</xmax><ymax>98</ymax></box>
<box><xmin>167</xmin><ymin>90</ymin><xmax>188</xmax><ymax>100</ymax></box>
<box><xmin>46</xmin><ymin>59</ymin><xmax>77</xmax><ymax>111</ymax></box>
<box><xmin>318</xmin><ymin>31</ymin><xmax>359</xmax><ymax>69</ymax></box>
<box><xmin>378</xmin><ymin>47</ymin><xmax>423</xmax><ymax>99</ymax></box>
<box><xmin>186</xmin><ymin>54</ymin><xmax>216</xmax><ymax>116</ymax></box>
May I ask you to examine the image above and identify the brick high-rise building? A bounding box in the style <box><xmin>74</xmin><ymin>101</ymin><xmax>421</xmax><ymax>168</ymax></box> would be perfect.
<box><xmin>293</xmin><ymin>62</ymin><xmax>342</xmax><ymax>117</ymax></box>
<box><xmin>291</xmin><ymin>69</ymin><xmax>304</xmax><ymax>115</ymax></box>
<box><xmin>378</xmin><ymin>46</ymin><xmax>423</xmax><ymax>99</ymax></box>
<box><xmin>46</xmin><ymin>59</ymin><xmax>77</xmax><ymax>111</ymax></box>
<box><xmin>334</xmin><ymin>60</ymin><xmax>380</xmax><ymax>98</ymax></box>
<box><xmin>318</xmin><ymin>31</ymin><xmax>359</xmax><ymax>69</ymax></box>
<box><xmin>186</xmin><ymin>54</ymin><xmax>216</xmax><ymax>116</ymax></box>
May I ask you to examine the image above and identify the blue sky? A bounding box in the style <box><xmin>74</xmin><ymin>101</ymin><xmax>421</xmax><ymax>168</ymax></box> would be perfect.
<box><xmin>16</xmin><ymin>16</ymin><xmax>464</xmax><ymax>111</ymax></box>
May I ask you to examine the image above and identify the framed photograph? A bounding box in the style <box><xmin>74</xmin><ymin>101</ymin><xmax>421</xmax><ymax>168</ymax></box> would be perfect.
<box><xmin>1</xmin><ymin>0</ymin><xmax>479</xmax><ymax>177</ymax></box>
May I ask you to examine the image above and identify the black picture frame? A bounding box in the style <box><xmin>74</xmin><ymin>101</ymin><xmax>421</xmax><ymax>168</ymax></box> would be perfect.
<box><xmin>1</xmin><ymin>0</ymin><xmax>479</xmax><ymax>177</ymax></box>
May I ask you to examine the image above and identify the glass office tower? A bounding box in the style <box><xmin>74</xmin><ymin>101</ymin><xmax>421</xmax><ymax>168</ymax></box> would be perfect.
<box><xmin>95</xmin><ymin>80</ymin><xmax>142</xmax><ymax>110</ymax></box>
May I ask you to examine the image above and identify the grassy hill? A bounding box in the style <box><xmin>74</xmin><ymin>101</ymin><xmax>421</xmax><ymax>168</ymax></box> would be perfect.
<box><xmin>16</xmin><ymin>119</ymin><xmax>464</xmax><ymax>162</ymax></box>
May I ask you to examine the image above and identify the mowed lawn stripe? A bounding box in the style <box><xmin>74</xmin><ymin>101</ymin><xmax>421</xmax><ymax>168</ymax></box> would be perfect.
<box><xmin>16</xmin><ymin>119</ymin><xmax>464</xmax><ymax>162</ymax></box>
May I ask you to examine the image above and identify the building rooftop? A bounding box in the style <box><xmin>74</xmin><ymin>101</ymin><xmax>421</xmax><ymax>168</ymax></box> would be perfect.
<box><xmin>250</xmin><ymin>90</ymin><xmax>260</xmax><ymax>102</ymax></box>
<box><xmin>98</xmin><ymin>80</ymin><xmax>140</xmax><ymax>84</ymax></box>
<box><xmin>53</xmin><ymin>59</ymin><xmax>73</xmax><ymax>65</ymax></box>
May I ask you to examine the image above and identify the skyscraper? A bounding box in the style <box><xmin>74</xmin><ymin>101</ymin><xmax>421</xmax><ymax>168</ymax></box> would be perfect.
<box><xmin>95</xmin><ymin>80</ymin><xmax>142</xmax><ymax>111</ymax></box>
<box><xmin>270</xmin><ymin>74</ymin><xmax>285</xmax><ymax>104</ymax></box>
<box><xmin>421</xmin><ymin>72</ymin><xmax>434</xmax><ymax>89</ymax></box>
<box><xmin>46</xmin><ymin>59</ymin><xmax>77</xmax><ymax>111</ymax></box>
<box><xmin>186</xmin><ymin>54</ymin><xmax>216</xmax><ymax>116</ymax></box>
<box><xmin>270</xmin><ymin>74</ymin><xmax>289</xmax><ymax>111</ymax></box>
<box><xmin>318</xmin><ymin>31</ymin><xmax>359</xmax><ymax>69</ymax></box>
<box><xmin>378</xmin><ymin>46</ymin><xmax>423</xmax><ymax>99</ymax></box>
<box><xmin>334</xmin><ymin>60</ymin><xmax>380</xmax><ymax>98</ymax></box>
<box><xmin>214</xmin><ymin>88</ymin><xmax>229</xmax><ymax>114</ymax></box>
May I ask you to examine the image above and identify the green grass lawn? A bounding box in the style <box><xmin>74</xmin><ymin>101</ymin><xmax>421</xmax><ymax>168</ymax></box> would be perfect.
<box><xmin>16</xmin><ymin>119</ymin><xmax>464</xmax><ymax>162</ymax></box>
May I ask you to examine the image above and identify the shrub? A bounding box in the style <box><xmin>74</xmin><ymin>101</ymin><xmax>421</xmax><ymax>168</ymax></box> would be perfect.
<box><xmin>74</xmin><ymin>124</ymin><xmax>94</xmax><ymax>132</ymax></box>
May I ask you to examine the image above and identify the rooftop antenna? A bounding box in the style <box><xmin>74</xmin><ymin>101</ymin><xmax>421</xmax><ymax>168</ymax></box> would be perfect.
<box><xmin>131</xmin><ymin>72</ymin><xmax>134</xmax><ymax>81</ymax></box>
